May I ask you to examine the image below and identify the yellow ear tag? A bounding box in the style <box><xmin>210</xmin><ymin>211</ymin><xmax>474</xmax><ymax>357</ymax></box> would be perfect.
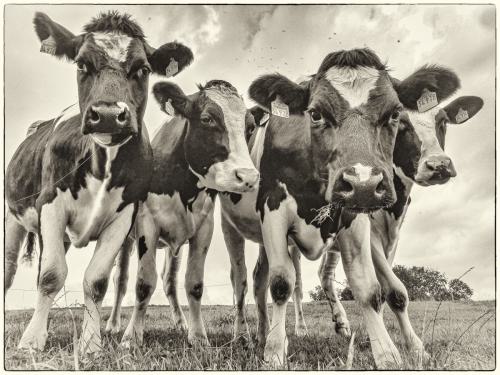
<box><xmin>40</xmin><ymin>35</ymin><xmax>57</xmax><ymax>55</ymax></box>
<box><xmin>164</xmin><ymin>100</ymin><xmax>175</xmax><ymax>116</ymax></box>
<box><xmin>271</xmin><ymin>97</ymin><xmax>289</xmax><ymax>118</ymax></box>
<box><xmin>417</xmin><ymin>89</ymin><xmax>438</xmax><ymax>112</ymax></box>
<box><xmin>455</xmin><ymin>108</ymin><xmax>469</xmax><ymax>123</ymax></box>
<box><xmin>165</xmin><ymin>58</ymin><xmax>179</xmax><ymax>78</ymax></box>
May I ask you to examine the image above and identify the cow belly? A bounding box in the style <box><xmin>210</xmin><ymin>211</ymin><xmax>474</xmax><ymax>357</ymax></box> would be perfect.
<box><xmin>64</xmin><ymin>176</ymin><xmax>127</xmax><ymax>248</ymax></box>
<box><xmin>147</xmin><ymin>191</ymin><xmax>214</xmax><ymax>250</ymax></box>
<box><xmin>220</xmin><ymin>192</ymin><xmax>263</xmax><ymax>243</ymax></box>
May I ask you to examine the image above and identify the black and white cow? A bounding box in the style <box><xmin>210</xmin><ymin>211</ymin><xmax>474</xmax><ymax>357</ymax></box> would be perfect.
<box><xmin>312</xmin><ymin>92</ymin><xmax>484</xmax><ymax>355</ymax></box>
<box><xmin>5</xmin><ymin>11</ymin><xmax>193</xmax><ymax>354</ymax></box>
<box><xmin>218</xmin><ymin>50</ymin><xmax>468</xmax><ymax>368</ymax></box>
<box><xmin>105</xmin><ymin>80</ymin><xmax>259</xmax><ymax>348</ymax></box>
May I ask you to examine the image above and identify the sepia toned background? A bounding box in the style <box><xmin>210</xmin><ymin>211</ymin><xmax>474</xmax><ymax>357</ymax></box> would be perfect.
<box><xmin>4</xmin><ymin>4</ymin><xmax>495</xmax><ymax>309</ymax></box>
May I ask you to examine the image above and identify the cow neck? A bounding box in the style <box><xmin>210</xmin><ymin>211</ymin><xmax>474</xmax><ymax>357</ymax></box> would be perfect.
<box><xmin>149</xmin><ymin>118</ymin><xmax>213</xmax><ymax>209</ymax></box>
<box><xmin>257</xmin><ymin>115</ymin><xmax>339</xmax><ymax>239</ymax></box>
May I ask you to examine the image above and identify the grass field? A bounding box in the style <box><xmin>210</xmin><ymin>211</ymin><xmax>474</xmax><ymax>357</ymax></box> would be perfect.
<box><xmin>4</xmin><ymin>300</ymin><xmax>495</xmax><ymax>370</ymax></box>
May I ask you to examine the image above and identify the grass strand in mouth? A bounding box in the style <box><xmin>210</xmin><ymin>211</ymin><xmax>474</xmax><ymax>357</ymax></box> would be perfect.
<box><xmin>311</xmin><ymin>203</ymin><xmax>338</xmax><ymax>224</ymax></box>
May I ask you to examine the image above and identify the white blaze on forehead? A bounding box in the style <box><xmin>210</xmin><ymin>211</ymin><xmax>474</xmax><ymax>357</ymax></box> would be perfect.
<box><xmin>92</xmin><ymin>32</ymin><xmax>133</xmax><ymax>62</ymax></box>
<box><xmin>325</xmin><ymin>66</ymin><xmax>380</xmax><ymax>108</ymax></box>
<box><xmin>407</xmin><ymin>107</ymin><xmax>444</xmax><ymax>156</ymax></box>
<box><xmin>205</xmin><ymin>88</ymin><xmax>254</xmax><ymax>169</ymax></box>
<box><xmin>353</xmin><ymin>163</ymin><xmax>372</xmax><ymax>182</ymax></box>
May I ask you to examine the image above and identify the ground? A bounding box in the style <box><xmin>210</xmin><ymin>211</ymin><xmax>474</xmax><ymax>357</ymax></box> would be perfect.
<box><xmin>4</xmin><ymin>300</ymin><xmax>495</xmax><ymax>370</ymax></box>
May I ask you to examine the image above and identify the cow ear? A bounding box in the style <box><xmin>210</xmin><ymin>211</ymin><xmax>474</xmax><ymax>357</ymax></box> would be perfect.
<box><xmin>394</xmin><ymin>65</ymin><xmax>460</xmax><ymax>111</ymax></box>
<box><xmin>33</xmin><ymin>12</ymin><xmax>81</xmax><ymax>60</ymax></box>
<box><xmin>249</xmin><ymin>73</ymin><xmax>309</xmax><ymax>114</ymax></box>
<box><xmin>152</xmin><ymin>81</ymin><xmax>193</xmax><ymax>118</ymax></box>
<box><xmin>443</xmin><ymin>96</ymin><xmax>484</xmax><ymax>125</ymax></box>
<box><xmin>147</xmin><ymin>42</ymin><xmax>194</xmax><ymax>77</ymax></box>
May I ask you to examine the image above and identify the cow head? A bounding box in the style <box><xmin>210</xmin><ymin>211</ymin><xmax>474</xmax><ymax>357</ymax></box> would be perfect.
<box><xmin>250</xmin><ymin>49</ymin><xmax>403</xmax><ymax>212</ymax></box>
<box><xmin>393</xmin><ymin>72</ymin><xmax>483</xmax><ymax>185</ymax></box>
<box><xmin>33</xmin><ymin>11</ymin><xmax>193</xmax><ymax>147</ymax></box>
<box><xmin>153</xmin><ymin>80</ymin><xmax>259</xmax><ymax>193</ymax></box>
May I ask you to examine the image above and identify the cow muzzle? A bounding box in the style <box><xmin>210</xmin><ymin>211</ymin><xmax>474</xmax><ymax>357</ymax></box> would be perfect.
<box><xmin>329</xmin><ymin>164</ymin><xmax>396</xmax><ymax>212</ymax></box>
<box><xmin>415</xmin><ymin>155</ymin><xmax>456</xmax><ymax>185</ymax></box>
<box><xmin>82</xmin><ymin>101</ymin><xmax>136</xmax><ymax>146</ymax></box>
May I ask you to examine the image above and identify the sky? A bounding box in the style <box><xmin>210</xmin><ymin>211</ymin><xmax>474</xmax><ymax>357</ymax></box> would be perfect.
<box><xmin>4</xmin><ymin>4</ymin><xmax>495</xmax><ymax>310</ymax></box>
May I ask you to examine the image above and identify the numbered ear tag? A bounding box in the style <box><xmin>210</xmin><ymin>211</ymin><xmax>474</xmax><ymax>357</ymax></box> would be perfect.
<box><xmin>40</xmin><ymin>35</ymin><xmax>57</xmax><ymax>55</ymax></box>
<box><xmin>455</xmin><ymin>108</ymin><xmax>469</xmax><ymax>123</ymax></box>
<box><xmin>417</xmin><ymin>89</ymin><xmax>438</xmax><ymax>112</ymax></box>
<box><xmin>164</xmin><ymin>100</ymin><xmax>175</xmax><ymax>116</ymax></box>
<box><xmin>271</xmin><ymin>97</ymin><xmax>289</xmax><ymax>118</ymax></box>
<box><xmin>165</xmin><ymin>58</ymin><xmax>179</xmax><ymax>78</ymax></box>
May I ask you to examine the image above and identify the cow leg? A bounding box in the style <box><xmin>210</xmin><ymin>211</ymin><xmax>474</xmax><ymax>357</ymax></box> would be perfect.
<box><xmin>337</xmin><ymin>214</ymin><xmax>401</xmax><ymax>369</ymax></box>
<box><xmin>318</xmin><ymin>246</ymin><xmax>351</xmax><ymax>337</ymax></box>
<box><xmin>79</xmin><ymin>204</ymin><xmax>136</xmax><ymax>354</ymax></box>
<box><xmin>185</xmin><ymin>215</ymin><xmax>213</xmax><ymax>346</ymax></box>
<box><xmin>18</xmin><ymin>200</ymin><xmax>67</xmax><ymax>350</ymax></box>
<box><xmin>162</xmin><ymin>246</ymin><xmax>188</xmax><ymax>330</ymax></box>
<box><xmin>122</xmin><ymin>206</ymin><xmax>159</xmax><ymax>348</ymax></box>
<box><xmin>253</xmin><ymin>245</ymin><xmax>270</xmax><ymax>347</ymax></box>
<box><xmin>105</xmin><ymin>236</ymin><xmax>133</xmax><ymax>334</ymax></box>
<box><xmin>5</xmin><ymin>211</ymin><xmax>27</xmax><ymax>292</ymax></box>
<box><xmin>261</xmin><ymin>205</ymin><xmax>294</xmax><ymax>367</ymax></box>
<box><xmin>371</xmin><ymin>241</ymin><xmax>426</xmax><ymax>359</ymax></box>
<box><xmin>221</xmin><ymin>215</ymin><xmax>250</xmax><ymax>342</ymax></box>
<box><xmin>290</xmin><ymin>243</ymin><xmax>307</xmax><ymax>336</ymax></box>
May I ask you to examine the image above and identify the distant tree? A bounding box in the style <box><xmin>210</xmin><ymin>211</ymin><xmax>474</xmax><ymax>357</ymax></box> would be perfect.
<box><xmin>393</xmin><ymin>265</ymin><xmax>448</xmax><ymax>301</ymax></box>
<box><xmin>448</xmin><ymin>278</ymin><xmax>473</xmax><ymax>301</ymax></box>
<box><xmin>340</xmin><ymin>285</ymin><xmax>354</xmax><ymax>301</ymax></box>
<box><xmin>309</xmin><ymin>285</ymin><xmax>328</xmax><ymax>301</ymax></box>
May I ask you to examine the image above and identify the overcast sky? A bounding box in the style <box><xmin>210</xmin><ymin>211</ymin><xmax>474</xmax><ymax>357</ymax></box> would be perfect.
<box><xmin>4</xmin><ymin>4</ymin><xmax>495</xmax><ymax>310</ymax></box>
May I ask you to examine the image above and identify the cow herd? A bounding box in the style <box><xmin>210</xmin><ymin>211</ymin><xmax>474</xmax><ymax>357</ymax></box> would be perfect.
<box><xmin>5</xmin><ymin>11</ymin><xmax>484</xmax><ymax>369</ymax></box>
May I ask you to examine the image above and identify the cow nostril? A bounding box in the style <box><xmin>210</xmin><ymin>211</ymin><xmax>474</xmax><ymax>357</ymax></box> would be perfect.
<box><xmin>235</xmin><ymin>170</ymin><xmax>243</xmax><ymax>182</ymax></box>
<box><xmin>375</xmin><ymin>180</ymin><xmax>386</xmax><ymax>195</ymax></box>
<box><xmin>117</xmin><ymin>110</ymin><xmax>127</xmax><ymax>124</ymax></box>
<box><xmin>339</xmin><ymin>174</ymin><xmax>354</xmax><ymax>194</ymax></box>
<box><xmin>89</xmin><ymin>107</ymin><xmax>100</xmax><ymax>123</ymax></box>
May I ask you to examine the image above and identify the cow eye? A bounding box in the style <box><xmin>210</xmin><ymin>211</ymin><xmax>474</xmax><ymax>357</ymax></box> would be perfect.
<box><xmin>391</xmin><ymin>109</ymin><xmax>401</xmax><ymax>121</ymax></box>
<box><xmin>76</xmin><ymin>61</ymin><xmax>88</xmax><ymax>73</ymax></box>
<box><xmin>201</xmin><ymin>115</ymin><xmax>213</xmax><ymax>126</ymax></box>
<box><xmin>309</xmin><ymin>109</ymin><xmax>325</xmax><ymax>126</ymax></box>
<box><xmin>134</xmin><ymin>66</ymin><xmax>151</xmax><ymax>79</ymax></box>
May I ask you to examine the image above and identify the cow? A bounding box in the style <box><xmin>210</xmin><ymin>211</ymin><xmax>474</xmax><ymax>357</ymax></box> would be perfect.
<box><xmin>217</xmin><ymin>49</ymin><xmax>465</xmax><ymax>368</ymax></box>
<box><xmin>104</xmin><ymin>79</ymin><xmax>260</xmax><ymax>348</ymax></box>
<box><xmin>5</xmin><ymin>11</ymin><xmax>194</xmax><ymax>354</ymax></box>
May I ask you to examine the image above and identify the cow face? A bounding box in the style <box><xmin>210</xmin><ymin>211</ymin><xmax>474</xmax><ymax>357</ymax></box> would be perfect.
<box><xmin>153</xmin><ymin>80</ymin><xmax>259</xmax><ymax>193</ymax></box>
<box><xmin>33</xmin><ymin>11</ymin><xmax>193</xmax><ymax>147</ymax></box>
<box><xmin>249</xmin><ymin>49</ymin><xmax>403</xmax><ymax>212</ymax></box>
<box><xmin>394</xmin><ymin>93</ymin><xmax>483</xmax><ymax>185</ymax></box>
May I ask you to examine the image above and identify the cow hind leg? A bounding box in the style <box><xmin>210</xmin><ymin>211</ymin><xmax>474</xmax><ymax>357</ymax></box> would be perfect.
<box><xmin>105</xmin><ymin>237</ymin><xmax>133</xmax><ymax>334</ymax></box>
<box><xmin>162</xmin><ymin>246</ymin><xmax>188</xmax><ymax>331</ymax></box>
<box><xmin>18</xmin><ymin>201</ymin><xmax>67</xmax><ymax>351</ymax></box>
<box><xmin>221</xmin><ymin>215</ymin><xmax>250</xmax><ymax>343</ymax></box>
<box><xmin>5</xmin><ymin>211</ymin><xmax>27</xmax><ymax>293</ymax></box>
<box><xmin>318</xmin><ymin>247</ymin><xmax>351</xmax><ymax>337</ymax></box>
<box><xmin>290</xmin><ymin>244</ymin><xmax>308</xmax><ymax>336</ymax></box>
<box><xmin>253</xmin><ymin>245</ymin><xmax>270</xmax><ymax>347</ymax></box>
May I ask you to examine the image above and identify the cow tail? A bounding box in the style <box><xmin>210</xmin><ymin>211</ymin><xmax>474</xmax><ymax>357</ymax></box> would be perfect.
<box><xmin>21</xmin><ymin>232</ymin><xmax>37</xmax><ymax>265</ymax></box>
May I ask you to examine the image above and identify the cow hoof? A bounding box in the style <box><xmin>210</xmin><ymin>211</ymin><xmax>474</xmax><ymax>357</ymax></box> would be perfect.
<box><xmin>173</xmin><ymin>317</ymin><xmax>188</xmax><ymax>331</ymax></box>
<box><xmin>120</xmin><ymin>330</ymin><xmax>143</xmax><ymax>349</ymax></box>
<box><xmin>294</xmin><ymin>323</ymin><xmax>308</xmax><ymax>337</ymax></box>
<box><xmin>18</xmin><ymin>330</ymin><xmax>48</xmax><ymax>351</ymax></box>
<box><xmin>105</xmin><ymin>319</ymin><xmax>121</xmax><ymax>334</ymax></box>
<box><xmin>263</xmin><ymin>337</ymin><xmax>288</xmax><ymax>368</ymax></box>
<box><xmin>334</xmin><ymin>321</ymin><xmax>351</xmax><ymax>338</ymax></box>
<box><xmin>79</xmin><ymin>336</ymin><xmax>102</xmax><ymax>355</ymax></box>
<box><xmin>263</xmin><ymin>350</ymin><xmax>286</xmax><ymax>369</ymax></box>
<box><xmin>188</xmin><ymin>332</ymin><xmax>209</xmax><ymax>347</ymax></box>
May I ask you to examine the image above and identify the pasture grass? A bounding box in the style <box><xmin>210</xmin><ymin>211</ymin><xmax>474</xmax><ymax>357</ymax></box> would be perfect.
<box><xmin>4</xmin><ymin>300</ymin><xmax>495</xmax><ymax>370</ymax></box>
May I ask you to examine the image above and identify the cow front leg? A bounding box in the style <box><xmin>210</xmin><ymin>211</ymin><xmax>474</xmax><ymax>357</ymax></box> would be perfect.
<box><xmin>18</xmin><ymin>200</ymin><xmax>67</xmax><ymax>351</ymax></box>
<box><xmin>253</xmin><ymin>245</ymin><xmax>270</xmax><ymax>347</ymax></box>
<box><xmin>371</xmin><ymin>241</ymin><xmax>427</xmax><ymax>360</ymax></box>
<box><xmin>290</xmin><ymin>243</ymin><xmax>308</xmax><ymax>336</ymax></box>
<box><xmin>5</xmin><ymin>210</ymin><xmax>27</xmax><ymax>293</ymax></box>
<box><xmin>337</xmin><ymin>213</ymin><xmax>401</xmax><ymax>369</ymax></box>
<box><xmin>185</xmin><ymin>215</ymin><xmax>214</xmax><ymax>346</ymax></box>
<box><xmin>122</xmin><ymin>206</ymin><xmax>158</xmax><ymax>348</ymax></box>
<box><xmin>105</xmin><ymin>236</ymin><xmax>133</xmax><ymax>334</ymax></box>
<box><xmin>221</xmin><ymin>214</ymin><xmax>250</xmax><ymax>343</ymax></box>
<box><xmin>318</xmin><ymin>246</ymin><xmax>350</xmax><ymax>337</ymax></box>
<box><xmin>79</xmin><ymin>204</ymin><xmax>136</xmax><ymax>355</ymax></box>
<box><xmin>162</xmin><ymin>246</ymin><xmax>187</xmax><ymax>331</ymax></box>
<box><xmin>261</xmin><ymin>205</ymin><xmax>294</xmax><ymax>367</ymax></box>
